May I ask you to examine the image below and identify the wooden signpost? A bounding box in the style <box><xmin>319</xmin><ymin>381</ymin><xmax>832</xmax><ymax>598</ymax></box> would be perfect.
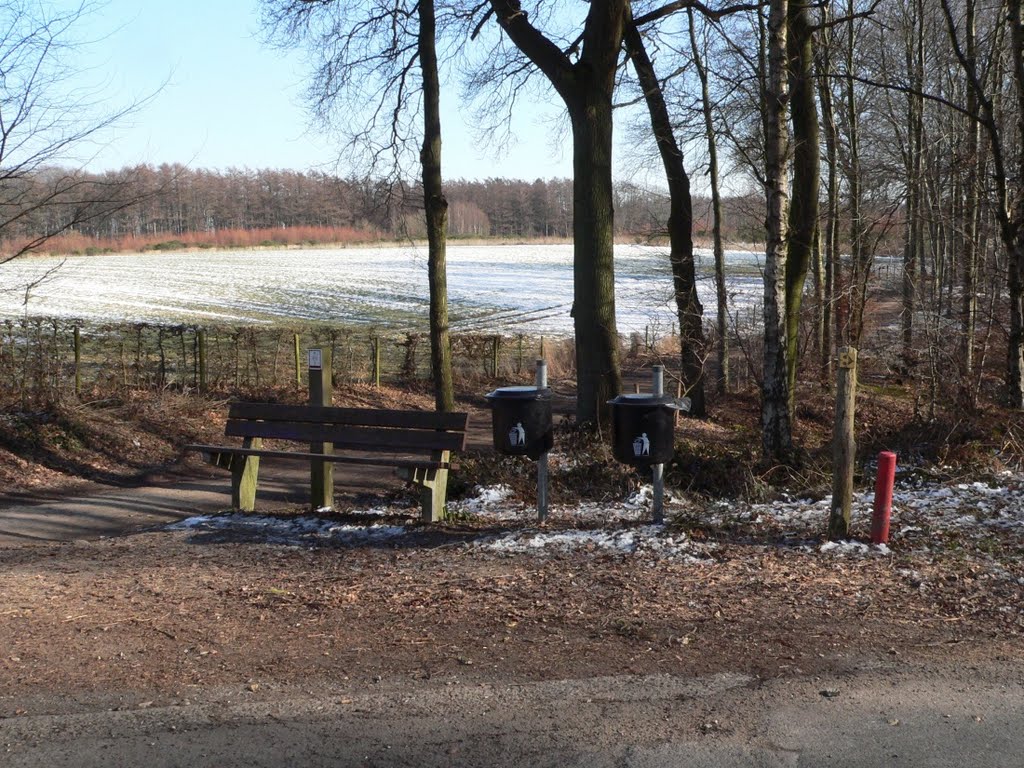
<box><xmin>308</xmin><ymin>347</ymin><xmax>333</xmax><ymax>511</ymax></box>
<box><xmin>829</xmin><ymin>347</ymin><xmax>857</xmax><ymax>540</ymax></box>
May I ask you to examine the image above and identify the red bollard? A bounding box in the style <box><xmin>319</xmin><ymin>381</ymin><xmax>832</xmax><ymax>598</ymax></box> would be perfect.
<box><xmin>871</xmin><ymin>451</ymin><xmax>897</xmax><ymax>544</ymax></box>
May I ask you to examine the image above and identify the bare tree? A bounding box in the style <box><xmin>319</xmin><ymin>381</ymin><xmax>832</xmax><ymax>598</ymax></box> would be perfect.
<box><xmin>939</xmin><ymin>0</ymin><xmax>1024</xmax><ymax>408</ymax></box>
<box><xmin>623</xmin><ymin>9</ymin><xmax>707</xmax><ymax>418</ymax></box>
<box><xmin>688</xmin><ymin>9</ymin><xmax>730</xmax><ymax>396</ymax></box>
<box><xmin>262</xmin><ymin>0</ymin><xmax>455</xmax><ymax>410</ymax></box>
<box><xmin>0</xmin><ymin>1</ymin><xmax>146</xmax><ymax>268</ymax></box>
<box><xmin>477</xmin><ymin>0</ymin><xmax>625</xmax><ymax>426</ymax></box>
<box><xmin>783</xmin><ymin>0</ymin><xmax>818</xmax><ymax>415</ymax></box>
<box><xmin>419</xmin><ymin>0</ymin><xmax>455</xmax><ymax>411</ymax></box>
<box><xmin>762</xmin><ymin>0</ymin><xmax>793</xmax><ymax>460</ymax></box>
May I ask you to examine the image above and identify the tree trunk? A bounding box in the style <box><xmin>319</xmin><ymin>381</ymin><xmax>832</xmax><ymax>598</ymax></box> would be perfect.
<box><xmin>1007</xmin><ymin>0</ymin><xmax>1024</xmax><ymax>407</ymax></box>
<box><xmin>901</xmin><ymin>0</ymin><xmax>924</xmax><ymax>374</ymax></box>
<box><xmin>784</xmin><ymin>0</ymin><xmax>819</xmax><ymax>418</ymax></box>
<box><xmin>812</xmin><ymin>225</ymin><xmax>824</xmax><ymax>368</ymax></box>
<box><xmin>941</xmin><ymin>0</ymin><xmax>1024</xmax><ymax>407</ymax></box>
<box><xmin>816</xmin><ymin>11</ymin><xmax>839</xmax><ymax>385</ymax></box>
<box><xmin>624</xmin><ymin>18</ymin><xmax>706</xmax><ymax>417</ymax></box>
<box><xmin>689</xmin><ymin>10</ymin><xmax>729</xmax><ymax>396</ymax></box>
<box><xmin>762</xmin><ymin>0</ymin><xmax>793</xmax><ymax>460</ymax></box>
<box><xmin>418</xmin><ymin>0</ymin><xmax>454</xmax><ymax>412</ymax></box>
<box><xmin>489</xmin><ymin>0</ymin><xmax>625</xmax><ymax>426</ymax></box>
<box><xmin>1009</xmin><ymin>245</ymin><xmax>1024</xmax><ymax>408</ymax></box>
<box><xmin>568</xmin><ymin>87</ymin><xmax>622</xmax><ymax>424</ymax></box>
<box><xmin>844</xmin><ymin>0</ymin><xmax>867</xmax><ymax>348</ymax></box>
<box><xmin>960</xmin><ymin>0</ymin><xmax>979</xmax><ymax>407</ymax></box>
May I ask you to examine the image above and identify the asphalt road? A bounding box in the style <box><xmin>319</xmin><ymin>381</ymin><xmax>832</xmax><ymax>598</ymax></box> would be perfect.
<box><xmin>2</xmin><ymin>663</ymin><xmax>1022</xmax><ymax>767</ymax></box>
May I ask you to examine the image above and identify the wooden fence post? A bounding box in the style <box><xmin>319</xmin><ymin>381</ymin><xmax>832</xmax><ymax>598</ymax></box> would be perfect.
<box><xmin>828</xmin><ymin>347</ymin><xmax>858</xmax><ymax>540</ymax></box>
<box><xmin>73</xmin><ymin>325</ymin><xmax>81</xmax><ymax>398</ymax></box>
<box><xmin>197</xmin><ymin>328</ymin><xmax>208</xmax><ymax>393</ymax></box>
<box><xmin>491</xmin><ymin>334</ymin><xmax>500</xmax><ymax>378</ymax></box>
<box><xmin>372</xmin><ymin>335</ymin><xmax>381</xmax><ymax>388</ymax></box>
<box><xmin>293</xmin><ymin>333</ymin><xmax>301</xmax><ymax>389</ymax></box>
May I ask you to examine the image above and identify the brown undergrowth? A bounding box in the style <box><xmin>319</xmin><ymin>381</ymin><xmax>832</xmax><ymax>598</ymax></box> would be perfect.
<box><xmin>1</xmin><ymin>367</ymin><xmax>1021</xmax><ymax>505</ymax></box>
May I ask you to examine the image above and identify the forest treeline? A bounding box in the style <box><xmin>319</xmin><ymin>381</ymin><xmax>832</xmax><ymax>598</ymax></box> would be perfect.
<box><xmin>5</xmin><ymin>164</ymin><xmax>765</xmax><ymax>251</ymax></box>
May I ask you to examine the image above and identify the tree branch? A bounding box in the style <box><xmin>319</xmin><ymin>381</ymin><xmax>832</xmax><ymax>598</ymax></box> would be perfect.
<box><xmin>486</xmin><ymin>0</ymin><xmax>576</xmax><ymax>99</ymax></box>
<box><xmin>633</xmin><ymin>1</ymin><xmax>760</xmax><ymax>29</ymax></box>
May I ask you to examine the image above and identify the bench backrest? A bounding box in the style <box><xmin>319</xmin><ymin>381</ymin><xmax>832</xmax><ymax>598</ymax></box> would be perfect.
<box><xmin>225</xmin><ymin>402</ymin><xmax>469</xmax><ymax>454</ymax></box>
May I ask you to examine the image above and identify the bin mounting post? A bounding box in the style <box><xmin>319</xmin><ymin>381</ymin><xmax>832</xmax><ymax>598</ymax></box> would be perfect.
<box><xmin>536</xmin><ymin>358</ymin><xmax>548</xmax><ymax>522</ymax></box>
<box><xmin>652</xmin><ymin>365</ymin><xmax>665</xmax><ymax>524</ymax></box>
<box><xmin>309</xmin><ymin>347</ymin><xmax>334</xmax><ymax>511</ymax></box>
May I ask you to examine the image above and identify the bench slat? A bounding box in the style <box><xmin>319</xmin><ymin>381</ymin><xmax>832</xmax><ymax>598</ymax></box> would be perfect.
<box><xmin>185</xmin><ymin>445</ymin><xmax>447</xmax><ymax>470</ymax></box>
<box><xmin>228</xmin><ymin>402</ymin><xmax>469</xmax><ymax>432</ymax></box>
<box><xmin>224</xmin><ymin>420</ymin><xmax>467</xmax><ymax>452</ymax></box>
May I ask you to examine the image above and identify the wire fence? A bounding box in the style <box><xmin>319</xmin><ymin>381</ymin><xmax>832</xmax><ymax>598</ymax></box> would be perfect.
<box><xmin>0</xmin><ymin>318</ymin><xmax>587</xmax><ymax>407</ymax></box>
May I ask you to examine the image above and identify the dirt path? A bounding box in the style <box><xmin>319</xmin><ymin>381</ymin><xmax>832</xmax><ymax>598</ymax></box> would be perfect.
<box><xmin>0</xmin><ymin>461</ymin><xmax>413</xmax><ymax>545</ymax></box>
<box><xmin>0</xmin><ymin>391</ymin><xmax>499</xmax><ymax>545</ymax></box>
<box><xmin>3</xmin><ymin>660</ymin><xmax>1022</xmax><ymax>767</ymax></box>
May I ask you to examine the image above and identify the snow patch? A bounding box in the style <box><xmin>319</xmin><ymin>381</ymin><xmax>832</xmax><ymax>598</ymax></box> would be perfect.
<box><xmin>169</xmin><ymin>513</ymin><xmax>408</xmax><ymax>546</ymax></box>
<box><xmin>820</xmin><ymin>540</ymin><xmax>891</xmax><ymax>556</ymax></box>
<box><xmin>478</xmin><ymin>525</ymin><xmax>711</xmax><ymax>561</ymax></box>
<box><xmin>165</xmin><ymin>473</ymin><xmax>1024</xmax><ymax>567</ymax></box>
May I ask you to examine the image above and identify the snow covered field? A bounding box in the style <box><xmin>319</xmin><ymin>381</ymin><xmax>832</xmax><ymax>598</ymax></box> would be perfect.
<box><xmin>0</xmin><ymin>244</ymin><xmax>763</xmax><ymax>335</ymax></box>
<box><xmin>169</xmin><ymin>471</ymin><xmax>1024</xmax><ymax>573</ymax></box>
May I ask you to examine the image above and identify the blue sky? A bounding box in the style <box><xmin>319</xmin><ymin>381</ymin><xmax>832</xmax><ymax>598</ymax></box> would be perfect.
<box><xmin>63</xmin><ymin>0</ymin><xmax>582</xmax><ymax>180</ymax></box>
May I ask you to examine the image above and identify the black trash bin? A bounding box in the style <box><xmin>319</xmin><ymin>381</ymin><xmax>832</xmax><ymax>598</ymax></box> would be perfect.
<box><xmin>609</xmin><ymin>393</ymin><xmax>690</xmax><ymax>467</ymax></box>
<box><xmin>485</xmin><ymin>385</ymin><xmax>553</xmax><ymax>460</ymax></box>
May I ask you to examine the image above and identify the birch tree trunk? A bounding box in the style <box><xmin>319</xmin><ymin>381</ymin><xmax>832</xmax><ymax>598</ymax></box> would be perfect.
<box><xmin>762</xmin><ymin>0</ymin><xmax>793</xmax><ymax>460</ymax></box>
<box><xmin>419</xmin><ymin>0</ymin><xmax>454</xmax><ymax>412</ymax></box>
<box><xmin>817</xmin><ymin>8</ymin><xmax>839</xmax><ymax>385</ymax></box>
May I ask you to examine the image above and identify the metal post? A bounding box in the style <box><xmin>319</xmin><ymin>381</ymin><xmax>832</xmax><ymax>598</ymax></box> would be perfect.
<box><xmin>871</xmin><ymin>451</ymin><xmax>897</xmax><ymax>545</ymax></box>
<box><xmin>536</xmin><ymin>358</ymin><xmax>549</xmax><ymax>522</ymax></box>
<box><xmin>652</xmin><ymin>365</ymin><xmax>665</xmax><ymax>524</ymax></box>
<box><xmin>308</xmin><ymin>348</ymin><xmax>334</xmax><ymax>512</ymax></box>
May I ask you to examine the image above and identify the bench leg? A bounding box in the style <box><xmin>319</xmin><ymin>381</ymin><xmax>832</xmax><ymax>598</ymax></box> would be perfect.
<box><xmin>230</xmin><ymin>438</ymin><xmax>261</xmax><ymax>512</ymax></box>
<box><xmin>419</xmin><ymin>466</ymin><xmax>448</xmax><ymax>523</ymax></box>
<box><xmin>395</xmin><ymin>451</ymin><xmax>451</xmax><ymax>523</ymax></box>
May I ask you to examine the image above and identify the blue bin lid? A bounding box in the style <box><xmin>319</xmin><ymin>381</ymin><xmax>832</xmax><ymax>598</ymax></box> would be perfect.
<box><xmin>608</xmin><ymin>393</ymin><xmax>691</xmax><ymax>411</ymax></box>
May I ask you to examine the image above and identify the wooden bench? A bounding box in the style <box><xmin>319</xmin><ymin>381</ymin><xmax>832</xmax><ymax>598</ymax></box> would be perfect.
<box><xmin>185</xmin><ymin>402</ymin><xmax>470</xmax><ymax>522</ymax></box>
